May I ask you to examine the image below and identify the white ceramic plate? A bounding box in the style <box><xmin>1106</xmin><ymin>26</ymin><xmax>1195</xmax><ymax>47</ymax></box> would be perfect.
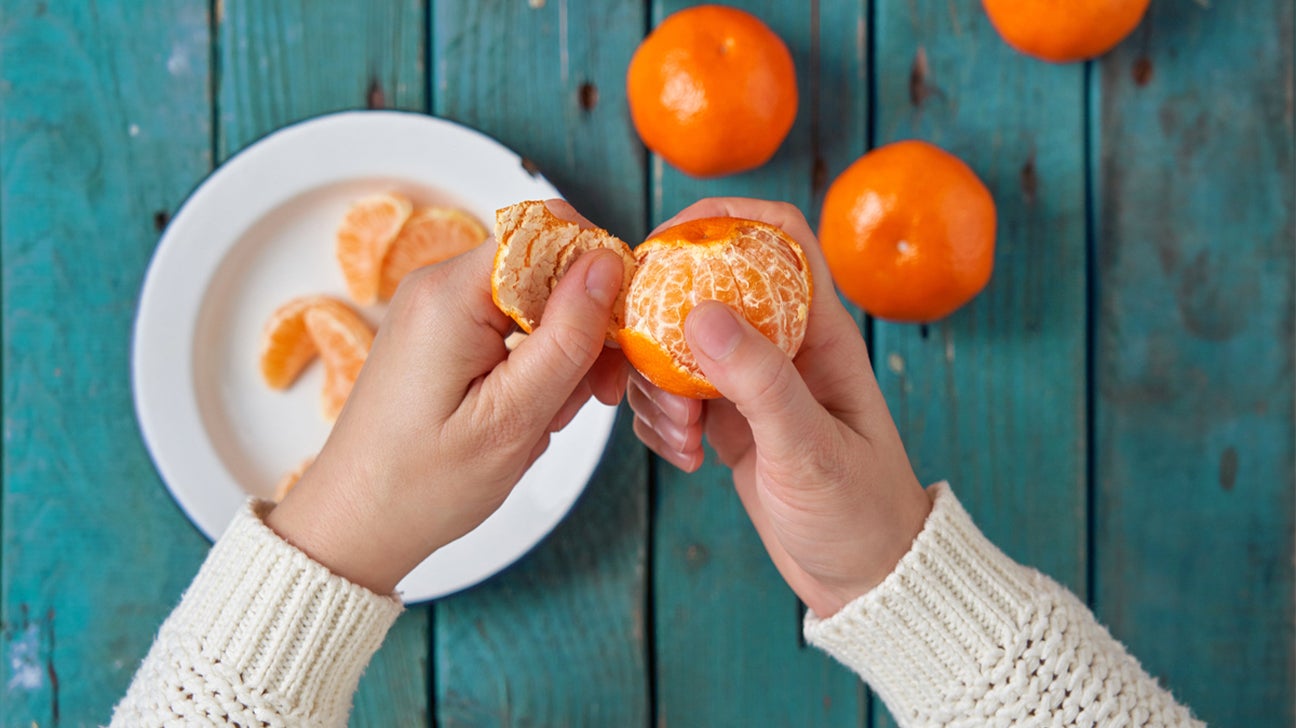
<box><xmin>133</xmin><ymin>111</ymin><xmax>616</xmax><ymax>603</ymax></box>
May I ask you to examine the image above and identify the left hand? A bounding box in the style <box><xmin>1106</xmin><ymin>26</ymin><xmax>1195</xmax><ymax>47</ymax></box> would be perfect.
<box><xmin>266</xmin><ymin>200</ymin><xmax>627</xmax><ymax>594</ymax></box>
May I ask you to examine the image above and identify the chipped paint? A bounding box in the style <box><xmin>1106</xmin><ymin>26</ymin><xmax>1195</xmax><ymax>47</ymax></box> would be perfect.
<box><xmin>6</xmin><ymin>624</ymin><xmax>43</xmax><ymax>691</ymax></box>
<box><xmin>887</xmin><ymin>353</ymin><xmax>905</xmax><ymax>374</ymax></box>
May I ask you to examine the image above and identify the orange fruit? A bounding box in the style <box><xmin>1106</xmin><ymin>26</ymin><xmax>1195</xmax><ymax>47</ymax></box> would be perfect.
<box><xmin>818</xmin><ymin>140</ymin><xmax>996</xmax><ymax>323</ymax></box>
<box><xmin>259</xmin><ymin>296</ymin><xmax>373</xmax><ymax>420</ymax></box>
<box><xmin>491</xmin><ymin>202</ymin><xmax>812</xmax><ymax>399</ymax></box>
<box><xmin>336</xmin><ymin>192</ymin><xmax>413</xmax><ymax>304</ymax></box>
<box><xmin>627</xmin><ymin>5</ymin><xmax>797</xmax><ymax>178</ymax></box>
<box><xmin>378</xmin><ymin>206</ymin><xmax>488</xmax><ymax>300</ymax></box>
<box><xmin>982</xmin><ymin>0</ymin><xmax>1151</xmax><ymax>63</ymax></box>
<box><xmin>304</xmin><ymin>302</ymin><xmax>374</xmax><ymax>421</ymax></box>
<box><xmin>260</xmin><ymin>296</ymin><xmax>327</xmax><ymax>389</ymax></box>
<box><xmin>260</xmin><ymin>296</ymin><xmax>362</xmax><ymax>389</ymax></box>
<box><xmin>618</xmin><ymin>218</ymin><xmax>811</xmax><ymax>398</ymax></box>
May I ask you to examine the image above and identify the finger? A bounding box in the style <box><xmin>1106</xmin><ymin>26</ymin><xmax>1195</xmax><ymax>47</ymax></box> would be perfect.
<box><xmin>651</xmin><ymin>198</ymin><xmax>815</xmax><ymax>250</ymax></box>
<box><xmin>685</xmin><ymin>300</ymin><xmax>832</xmax><ymax>461</ymax></box>
<box><xmin>728</xmin><ymin>458</ymin><xmax>830</xmax><ymax>607</ymax></box>
<box><xmin>587</xmin><ymin>347</ymin><xmax>629</xmax><ymax>406</ymax></box>
<box><xmin>654</xmin><ymin>199</ymin><xmax>881</xmax><ymax>430</ymax></box>
<box><xmin>548</xmin><ymin>379</ymin><xmax>592</xmax><ymax>433</ymax></box>
<box><xmin>627</xmin><ymin>368</ymin><xmax>703</xmax><ymax>426</ymax></box>
<box><xmin>377</xmin><ymin>239</ymin><xmax>513</xmax><ymax>399</ymax></box>
<box><xmin>652</xmin><ymin>198</ymin><xmax>858</xmax><ymax>355</ymax></box>
<box><xmin>525</xmin><ymin>432</ymin><xmax>552</xmax><ymax>470</ymax></box>
<box><xmin>483</xmin><ymin>249</ymin><xmax>624</xmax><ymax>433</ymax></box>
<box><xmin>633</xmin><ymin>415</ymin><xmax>704</xmax><ymax>473</ymax></box>
<box><xmin>543</xmin><ymin>198</ymin><xmax>600</xmax><ymax>229</ymax></box>
<box><xmin>626</xmin><ymin>383</ymin><xmax>704</xmax><ymax>453</ymax></box>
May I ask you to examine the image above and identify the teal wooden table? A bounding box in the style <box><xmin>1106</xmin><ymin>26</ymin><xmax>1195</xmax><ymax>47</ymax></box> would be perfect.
<box><xmin>2</xmin><ymin>1</ymin><xmax>1292</xmax><ymax>725</ymax></box>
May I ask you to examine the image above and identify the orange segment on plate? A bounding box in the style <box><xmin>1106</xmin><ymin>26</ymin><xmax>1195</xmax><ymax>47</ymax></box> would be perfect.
<box><xmin>490</xmin><ymin>202</ymin><xmax>812</xmax><ymax>399</ymax></box>
<box><xmin>260</xmin><ymin>295</ymin><xmax>332</xmax><ymax>389</ymax></box>
<box><xmin>491</xmin><ymin>200</ymin><xmax>638</xmax><ymax>340</ymax></box>
<box><xmin>259</xmin><ymin>296</ymin><xmax>374</xmax><ymax>421</ymax></box>
<box><xmin>304</xmin><ymin>302</ymin><xmax>374</xmax><ymax>421</ymax></box>
<box><xmin>378</xmin><ymin>206</ymin><xmax>488</xmax><ymax>300</ymax></box>
<box><xmin>619</xmin><ymin>218</ymin><xmax>811</xmax><ymax>398</ymax></box>
<box><xmin>336</xmin><ymin>192</ymin><xmax>413</xmax><ymax>304</ymax></box>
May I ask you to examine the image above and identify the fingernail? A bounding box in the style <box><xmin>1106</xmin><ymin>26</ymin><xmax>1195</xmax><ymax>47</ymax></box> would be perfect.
<box><xmin>585</xmin><ymin>252</ymin><xmax>622</xmax><ymax>307</ymax></box>
<box><xmin>687</xmin><ymin>302</ymin><xmax>742</xmax><ymax>360</ymax></box>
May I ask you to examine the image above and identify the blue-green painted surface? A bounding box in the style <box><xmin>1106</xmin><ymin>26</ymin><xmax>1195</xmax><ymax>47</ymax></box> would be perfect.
<box><xmin>1092</xmin><ymin>2</ymin><xmax>1295</xmax><ymax>726</ymax></box>
<box><xmin>1</xmin><ymin>1</ymin><xmax>1290</xmax><ymax>725</ymax></box>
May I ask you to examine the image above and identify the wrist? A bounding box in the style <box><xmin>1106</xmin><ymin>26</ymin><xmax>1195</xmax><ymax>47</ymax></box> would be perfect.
<box><xmin>264</xmin><ymin>463</ymin><xmax>429</xmax><ymax>595</ymax></box>
<box><xmin>804</xmin><ymin>480</ymin><xmax>933</xmax><ymax>618</ymax></box>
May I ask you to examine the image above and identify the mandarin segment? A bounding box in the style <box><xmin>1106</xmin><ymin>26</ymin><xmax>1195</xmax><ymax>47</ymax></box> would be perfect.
<box><xmin>336</xmin><ymin>192</ymin><xmax>413</xmax><ymax>305</ymax></box>
<box><xmin>378</xmin><ymin>206</ymin><xmax>488</xmax><ymax>300</ymax></box>
<box><xmin>304</xmin><ymin>302</ymin><xmax>374</xmax><ymax>421</ymax></box>
<box><xmin>260</xmin><ymin>295</ymin><xmax>332</xmax><ymax>389</ymax></box>
<box><xmin>259</xmin><ymin>296</ymin><xmax>374</xmax><ymax>421</ymax></box>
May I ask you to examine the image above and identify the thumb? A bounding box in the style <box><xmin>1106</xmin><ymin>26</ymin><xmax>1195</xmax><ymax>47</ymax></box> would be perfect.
<box><xmin>486</xmin><ymin>250</ymin><xmax>623</xmax><ymax>431</ymax></box>
<box><xmin>685</xmin><ymin>301</ymin><xmax>830</xmax><ymax>458</ymax></box>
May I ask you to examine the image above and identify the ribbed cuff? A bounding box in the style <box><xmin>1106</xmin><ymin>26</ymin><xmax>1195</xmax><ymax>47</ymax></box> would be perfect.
<box><xmin>803</xmin><ymin>482</ymin><xmax>1041</xmax><ymax>724</ymax></box>
<box><xmin>164</xmin><ymin>500</ymin><xmax>403</xmax><ymax>721</ymax></box>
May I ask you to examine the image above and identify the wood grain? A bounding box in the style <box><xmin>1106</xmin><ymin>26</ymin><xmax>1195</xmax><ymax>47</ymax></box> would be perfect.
<box><xmin>650</xmin><ymin>1</ymin><xmax>868</xmax><ymax>725</ymax></box>
<box><xmin>215</xmin><ymin>2</ymin><xmax>431</xmax><ymax>724</ymax></box>
<box><xmin>1092</xmin><ymin>2</ymin><xmax>1295</xmax><ymax>724</ymax></box>
<box><xmin>0</xmin><ymin>0</ymin><xmax>212</xmax><ymax>723</ymax></box>
<box><xmin>432</xmin><ymin>1</ymin><xmax>650</xmax><ymax>724</ymax></box>
<box><xmin>869</xmin><ymin>3</ymin><xmax>1089</xmax><ymax>725</ymax></box>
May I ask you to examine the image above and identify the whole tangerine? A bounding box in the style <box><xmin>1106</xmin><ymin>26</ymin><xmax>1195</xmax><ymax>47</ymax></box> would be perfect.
<box><xmin>818</xmin><ymin>140</ymin><xmax>995</xmax><ymax>323</ymax></box>
<box><xmin>982</xmin><ymin>0</ymin><xmax>1151</xmax><ymax>63</ymax></box>
<box><xmin>626</xmin><ymin>5</ymin><xmax>798</xmax><ymax>178</ymax></box>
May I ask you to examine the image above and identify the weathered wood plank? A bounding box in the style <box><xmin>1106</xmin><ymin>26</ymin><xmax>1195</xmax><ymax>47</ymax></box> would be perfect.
<box><xmin>0</xmin><ymin>1</ymin><xmax>213</xmax><ymax>723</ymax></box>
<box><xmin>869</xmin><ymin>3</ymin><xmax>1089</xmax><ymax>726</ymax></box>
<box><xmin>1092</xmin><ymin>2</ymin><xmax>1295</xmax><ymax>725</ymax></box>
<box><xmin>432</xmin><ymin>1</ymin><xmax>650</xmax><ymax>724</ymax></box>
<box><xmin>216</xmin><ymin>2</ymin><xmax>431</xmax><ymax>724</ymax></box>
<box><xmin>217</xmin><ymin>0</ymin><xmax>426</xmax><ymax>156</ymax></box>
<box><xmin>651</xmin><ymin>1</ymin><xmax>868</xmax><ymax>724</ymax></box>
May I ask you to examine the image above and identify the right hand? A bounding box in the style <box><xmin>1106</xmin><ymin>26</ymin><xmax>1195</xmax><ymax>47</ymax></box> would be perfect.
<box><xmin>627</xmin><ymin>198</ymin><xmax>932</xmax><ymax>618</ymax></box>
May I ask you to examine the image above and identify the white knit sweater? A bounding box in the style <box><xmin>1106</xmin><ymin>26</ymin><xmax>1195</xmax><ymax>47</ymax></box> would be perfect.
<box><xmin>112</xmin><ymin>485</ymin><xmax>1200</xmax><ymax>726</ymax></box>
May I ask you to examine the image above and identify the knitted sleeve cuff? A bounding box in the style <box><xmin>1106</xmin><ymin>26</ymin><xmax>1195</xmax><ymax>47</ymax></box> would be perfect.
<box><xmin>802</xmin><ymin>482</ymin><xmax>1040</xmax><ymax>722</ymax></box>
<box><xmin>803</xmin><ymin>484</ymin><xmax>1202</xmax><ymax>726</ymax></box>
<box><xmin>160</xmin><ymin>499</ymin><xmax>404</xmax><ymax>722</ymax></box>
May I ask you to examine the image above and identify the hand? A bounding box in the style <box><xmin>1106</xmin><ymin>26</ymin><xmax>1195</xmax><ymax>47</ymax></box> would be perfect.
<box><xmin>627</xmin><ymin>198</ymin><xmax>932</xmax><ymax>617</ymax></box>
<box><xmin>266</xmin><ymin>200</ymin><xmax>628</xmax><ymax>594</ymax></box>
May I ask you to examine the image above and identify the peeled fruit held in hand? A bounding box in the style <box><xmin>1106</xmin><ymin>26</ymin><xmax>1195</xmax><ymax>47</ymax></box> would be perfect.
<box><xmin>259</xmin><ymin>296</ymin><xmax>374</xmax><ymax>421</ymax></box>
<box><xmin>981</xmin><ymin>0</ymin><xmax>1151</xmax><ymax>63</ymax></box>
<box><xmin>819</xmin><ymin>140</ymin><xmax>995</xmax><ymax>323</ymax></box>
<box><xmin>626</xmin><ymin>4</ymin><xmax>798</xmax><ymax>177</ymax></box>
<box><xmin>491</xmin><ymin>201</ymin><xmax>812</xmax><ymax>399</ymax></box>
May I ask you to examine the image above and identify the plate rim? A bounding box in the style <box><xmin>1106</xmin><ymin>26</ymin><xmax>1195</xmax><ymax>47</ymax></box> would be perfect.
<box><xmin>131</xmin><ymin>109</ymin><xmax>615</xmax><ymax>603</ymax></box>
